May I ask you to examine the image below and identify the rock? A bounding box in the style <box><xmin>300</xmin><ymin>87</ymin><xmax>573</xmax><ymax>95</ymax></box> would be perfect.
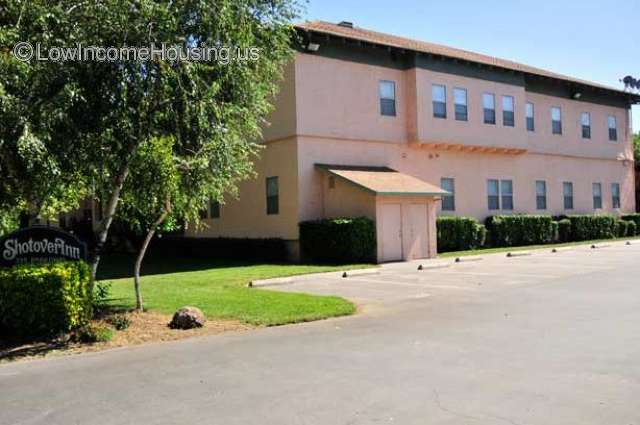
<box><xmin>169</xmin><ymin>306</ymin><xmax>206</xmax><ymax>330</ymax></box>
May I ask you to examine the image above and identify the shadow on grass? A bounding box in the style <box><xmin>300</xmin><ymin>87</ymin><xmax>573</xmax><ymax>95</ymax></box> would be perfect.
<box><xmin>97</xmin><ymin>253</ymin><xmax>268</xmax><ymax>280</ymax></box>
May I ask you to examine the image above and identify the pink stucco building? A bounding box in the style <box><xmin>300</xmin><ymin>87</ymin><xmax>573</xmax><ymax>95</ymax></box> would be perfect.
<box><xmin>187</xmin><ymin>21</ymin><xmax>640</xmax><ymax>263</ymax></box>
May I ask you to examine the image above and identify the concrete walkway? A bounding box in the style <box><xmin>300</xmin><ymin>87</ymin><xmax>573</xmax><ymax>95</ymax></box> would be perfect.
<box><xmin>2</xmin><ymin>241</ymin><xmax>640</xmax><ymax>424</ymax></box>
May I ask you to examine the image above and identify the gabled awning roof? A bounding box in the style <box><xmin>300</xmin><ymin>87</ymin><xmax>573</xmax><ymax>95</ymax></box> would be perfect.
<box><xmin>316</xmin><ymin>164</ymin><xmax>449</xmax><ymax>197</ymax></box>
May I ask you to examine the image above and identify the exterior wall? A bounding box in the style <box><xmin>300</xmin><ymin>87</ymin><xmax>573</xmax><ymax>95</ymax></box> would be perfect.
<box><xmin>294</xmin><ymin>53</ymin><xmax>410</xmax><ymax>144</ymax></box>
<box><xmin>319</xmin><ymin>172</ymin><xmax>376</xmax><ymax>219</ymax></box>
<box><xmin>297</xmin><ymin>136</ymin><xmax>635</xmax><ymax>221</ymax></box>
<box><xmin>262</xmin><ymin>61</ymin><xmax>297</xmax><ymax>142</ymax></box>
<box><xmin>412</xmin><ymin>67</ymin><xmax>528</xmax><ymax>150</ymax></box>
<box><xmin>185</xmin><ymin>138</ymin><xmax>299</xmax><ymax>240</ymax></box>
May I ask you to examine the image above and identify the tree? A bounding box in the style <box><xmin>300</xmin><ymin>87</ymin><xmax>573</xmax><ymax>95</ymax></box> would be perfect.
<box><xmin>1</xmin><ymin>0</ymin><xmax>300</xmax><ymax>288</ymax></box>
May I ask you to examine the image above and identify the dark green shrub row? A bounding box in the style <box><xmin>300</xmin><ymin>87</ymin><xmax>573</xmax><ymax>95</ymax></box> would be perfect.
<box><xmin>436</xmin><ymin>217</ymin><xmax>486</xmax><ymax>252</ymax></box>
<box><xmin>557</xmin><ymin>219</ymin><xmax>572</xmax><ymax>243</ymax></box>
<box><xmin>621</xmin><ymin>214</ymin><xmax>640</xmax><ymax>235</ymax></box>
<box><xmin>566</xmin><ymin>215</ymin><xmax>617</xmax><ymax>241</ymax></box>
<box><xmin>149</xmin><ymin>236</ymin><xmax>288</xmax><ymax>262</ymax></box>
<box><xmin>0</xmin><ymin>261</ymin><xmax>92</xmax><ymax>338</ymax></box>
<box><xmin>485</xmin><ymin>215</ymin><xmax>555</xmax><ymax>247</ymax></box>
<box><xmin>299</xmin><ymin>217</ymin><xmax>376</xmax><ymax>263</ymax></box>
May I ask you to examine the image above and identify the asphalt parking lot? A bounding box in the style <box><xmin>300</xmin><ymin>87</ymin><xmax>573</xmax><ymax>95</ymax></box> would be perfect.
<box><xmin>2</xmin><ymin>240</ymin><xmax>640</xmax><ymax>425</ymax></box>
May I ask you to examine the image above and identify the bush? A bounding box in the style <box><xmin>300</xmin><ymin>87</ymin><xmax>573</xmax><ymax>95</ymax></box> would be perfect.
<box><xmin>299</xmin><ymin>217</ymin><xmax>376</xmax><ymax>263</ymax></box>
<box><xmin>75</xmin><ymin>325</ymin><xmax>114</xmax><ymax>343</ymax></box>
<box><xmin>557</xmin><ymin>219</ymin><xmax>572</xmax><ymax>243</ymax></box>
<box><xmin>616</xmin><ymin>220</ymin><xmax>630</xmax><ymax>238</ymax></box>
<box><xmin>567</xmin><ymin>215</ymin><xmax>617</xmax><ymax>241</ymax></box>
<box><xmin>551</xmin><ymin>221</ymin><xmax>559</xmax><ymax>242</ymax></box>
<box><xmin>107</xmin><ymin>314</ymin><xmax>131</xmax><ymax>331</ymax></box>
<box><xmin>436</xmin><ymin>217</ymin><xmax>486</xmax><ymax>252</ymax></box>
<box><xmin>627</xmin><ymin>221</ymin><xmax>637</xmax><ymax>237</ymax></box>
<box><xmin>485</xmin><ymin>215</ymin><xmax>555</xmax><ymax>247</ymax></box>
<box><xmin>621</xmin><ymin>214</ymin><xmax>640</xmax><ymax>236</ymax></box>
<box><xmin>0</xmin><ymin>261</ymin><xmax>92</xmax><ymax>338</ymax></box>
<box><xmin>150</xmin><ymin>236</ymin><xmax>287</xmax><ymax>262</ymax></box>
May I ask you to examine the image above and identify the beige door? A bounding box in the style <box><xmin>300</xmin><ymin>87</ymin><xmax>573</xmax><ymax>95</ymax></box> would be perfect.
<box><xmin>381</xmin><ymin>203</ymin><xmax>403</xmax><ymax>262</ymax></box>
<box><xmin>407</xmin><ymin>203</ymin><xmax>429</xmax><ymax>260</ymax></box>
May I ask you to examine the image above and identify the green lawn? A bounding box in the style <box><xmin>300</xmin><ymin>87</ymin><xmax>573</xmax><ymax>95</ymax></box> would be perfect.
<box><xmin>438</xmin><ymin>236</ymin><xmax>640</xmax><ymax>258</ymax></box>
<box><xmin>98</xmin><ymin>255</ymin><xmax>371</xmax><ymax>326</ymax></box>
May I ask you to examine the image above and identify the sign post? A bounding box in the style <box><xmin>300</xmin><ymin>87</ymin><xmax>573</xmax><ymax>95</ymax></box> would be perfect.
<box><xmin>0</xmin><ymin>226</ymin><xmax>87</xmax><ymax>267</ymax></box>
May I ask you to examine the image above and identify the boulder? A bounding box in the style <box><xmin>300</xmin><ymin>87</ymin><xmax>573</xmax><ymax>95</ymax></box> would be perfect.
<box><xmin>169</xmin><ymin>306</ymin><xmax>206</xmax><ymax>330</ymax></box>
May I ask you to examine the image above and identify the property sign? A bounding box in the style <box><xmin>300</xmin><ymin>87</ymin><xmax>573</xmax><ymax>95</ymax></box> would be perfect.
<box><xmin>0</xmin><ymin>226</ymin><xmax>87</xmax><ymax>267</ymax></box>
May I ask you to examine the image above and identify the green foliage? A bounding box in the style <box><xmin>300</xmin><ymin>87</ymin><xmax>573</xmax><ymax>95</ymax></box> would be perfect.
<box><xmin>1</xmin><ymin>0</ymin><xmax>301</xmax><ymax>276</ymax></box>
<box><xmin>93</xmin><ymin>281</ymin><xmax>112</xmax><ymax>313</ymax></box>
<box><xmin>75</xmin><ymin>325</ymin><xmax>114</xmax><ymax>343</ymax></box>
<box><xmin>627</xmin><ymin>221</ymin><xmax>637</xmax><ymax>237</ymax></box>
<box><xmin>0</xmin><ymin>261</ymin><xmax>92</xmax><ymax>338</ymax></box>
<box><xmin>621</xmin><ymin>214</ymin><xmax>640</xmax><ymax>236</ymax></box>
<box><xmin>616</xmin><ymin>220</ymin><xmax>630</xmax><ymax>238</ymax></box>
<box><xmin>557</xmin><ymin>219</ymin><xmax>572</xmax><ymax>243</ymax></box>
<box><xmin>485</xmin><ymin>215</ymin><xmax>555</xmax><ymax>247</ymax></box>
<box><xmin>0</xmin><ymin>208</ymin><xmax>19</xmax><ymax>236</ymax></box>
<box><xmin>567</xmin><ymin>215</ymin><xmax>617</xmax><ymax>241</ymax></box>
<box><xmin>107</xmin><ymin>314</ymin><xmax>131</xmax><ymax>331</ymax></box>
<box><xmin>299</xmin><ymin>217</ymin><xmax>376</xmax><ymax>263</ymax></box>
<box><xmin>436</xmin><ymin>217</ymin><xmax>486</xmax><ymax>252</ymax></box>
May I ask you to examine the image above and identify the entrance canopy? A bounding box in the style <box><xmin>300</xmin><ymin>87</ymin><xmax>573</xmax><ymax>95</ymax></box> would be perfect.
<box><xmin>316</xmin><ymin>164</ymin><xmax>449</xmax><ymax>197</ymax></box>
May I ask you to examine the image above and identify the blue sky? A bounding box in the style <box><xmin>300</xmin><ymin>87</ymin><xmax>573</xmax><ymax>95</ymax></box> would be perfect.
<box><xmin>302</xmin><ymin>0</ymin><xmax>640</xmax><ymax>133</ymax></box>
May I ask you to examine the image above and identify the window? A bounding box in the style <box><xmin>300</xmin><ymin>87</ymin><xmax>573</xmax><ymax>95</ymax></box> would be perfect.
<box><xmin>611</xmin><ymin>183</ymin><xmax>621</xmax><ymax>209</ymax></box>
<box><xmin>432</xmin><ymin>84</ymin><xmax>447</xmax><ymax>119</ymax></box>
<box><xmin>210</xmin><ymin>200</ymin><xmax>220</xmax><ymax>219</ymax></box>
<box><xmin>379</xmin><ymin>80</ymin><xmax>396</xmax><ymax>116</ymax></box>
<box><xmin>487</xmin><ymin>179</ymin><xmax>513</xmax><ymax>210</ymax></box>
<box><xmin>563</xmin><ymin>182</ymin><xmax>574</xmax><ymax>210</ymax></box>
<box><xmin>526</xmin><ymin>102</ymin><xmax>534</xmax><ymax>131</ymax></box>
<box><xmin>501</xmin><ymin>179</ymin><xmax>514</xmax><ymax>210</ymax></box>
<box><xmin>266</xmin><ymin>176</ymin><xmax>279</xmax><ymax>215</ymax></box>
<box><xmin>440</xmin><ymin>178</ymin><xmax>455</xmax><ymax>211</ymax></box>
<box><xmin>592</xmin><ymin>182</ymin><xmax>602</xmax><ymax>209</ymax></box>
<box><xmin>608</xmin><ymin>116</ymin><xmax>617</xmax><ymax>141</ymax></box>
<box><xmin>581</xmin><ymin>112</ymin><xmax>591</xmax><ymax>139</ymax></box>
<box><xmin>487</xmin><ymin>179</ymin><xmax>500</xmax><ymax>210</ymax></box>
<box><xmin>502</xmin><ymin>96</ymin><xmax>514</xmax><ymax>127</ymax></box>
<box><xmin>536</xmin><ymin>180</ymin><xmax>547</xmax><ymax>210</ymax></box>
<box><xmin>453</xmin><ymin>88</ymin><xmax>467</xmax><ymax>121</ymax></box>
<box><xmin>483</xmin><ymin>93</ymin><xmax>495</xmax><ymax>124</ymax></box>
<box><xmin>551</xmin><ymin>107</ymin><xmax>562</xmax><ymax>134</ymax></box>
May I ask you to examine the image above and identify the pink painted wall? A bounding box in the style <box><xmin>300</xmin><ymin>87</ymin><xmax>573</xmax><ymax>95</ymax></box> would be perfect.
<box><xmin>297</xmin><ymin>136</ymin><xmax>635</xmax><ymax>222</ymax></box>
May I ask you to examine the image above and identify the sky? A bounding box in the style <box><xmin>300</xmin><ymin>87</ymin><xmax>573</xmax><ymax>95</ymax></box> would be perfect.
<box><xmin>302</xmin><ymin>0</ymin><xmax>640</xmax><ymax>133</ymax></box>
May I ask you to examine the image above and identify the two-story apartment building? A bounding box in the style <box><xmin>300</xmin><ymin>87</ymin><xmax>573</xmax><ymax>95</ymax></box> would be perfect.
<box><xmin>187</xmin><ymin>21</ymin><xmax>640</xmax><ymax>263</ymax></box>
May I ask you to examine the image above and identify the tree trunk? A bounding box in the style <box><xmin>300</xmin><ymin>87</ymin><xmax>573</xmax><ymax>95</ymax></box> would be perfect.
<box><xmin>133</xmin><ymin>202</ymin><xmax>170</xmax><ymax>311</ymax></box>
<box><xmin>89</xmin><ymin>163</ymin><xmax>131</xmax><ymax>288</ymax></box>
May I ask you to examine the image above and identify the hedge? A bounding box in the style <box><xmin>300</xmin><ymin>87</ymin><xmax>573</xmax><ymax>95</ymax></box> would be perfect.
<box><xmin>436</xmin><ymin>217</ymin><xmax>486</xmax><ymax>252</ymax></box>
<box><xmin>557</xmin><ymin>219</ymin><xmax>572</xmax><ymax>243</ymax></box>
<box><xmin>299</xmin><ymin>217</ymin><xmax>376</xmax><ymax>263</ymax></box>
<box><xmin>621</xmin><ymin>214</ymin><xmax>640</xmax><ymax>236</ymax></box>
<box><xmin>149</xmin><ymin>236</ymin><xmax>288</xmax><ymax>262</ymax></box>
<box><xmin>567</xmin><ymin>215</ymin><xmax>617</xmax><ymax>241</ymax></box>
<box><xmin>627</xmin><ymin>221</ymin><xmax>637</xmax><ymax>237</ymax></box>
<box><xmin>0</xmin><ymin>261</ymin><xmax>92</xmax><ymax>338</ymax></box>
<box><xmin>485</xmin><ymin>215</ymin><xmax>555</xmax><ymax>247</ymax></box>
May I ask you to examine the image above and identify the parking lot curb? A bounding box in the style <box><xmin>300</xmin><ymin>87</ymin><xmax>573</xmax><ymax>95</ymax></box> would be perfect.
<box><xmin>249</xmin><ymin>267</ymin><xmax>381</xmax><ymax>287</ymax></box>
<box><xmin>454</xmin><ymin>256</ymin><xmax>483</xmax><ymax>263</ymax></box>
<box><xmin>506</xmin><ymin>251</ymin><xmax>531</xmax><ymax>257</ymax></box>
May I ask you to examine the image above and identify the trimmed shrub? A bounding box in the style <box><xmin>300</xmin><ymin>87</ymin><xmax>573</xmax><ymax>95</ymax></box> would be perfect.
<box><xmin>299</xmin><ymin>217</ymin><xmax>376</xmax><ymax>263</ymax></box>
<box><xmin>437</xmin><ymin>217</ymin><xmax>486</xmax><ymax>252</ymax></box>
<box><xmin>485</xmin><ymin>215</ymin><xmax>555</xmax><ymax>247</ymax></box>
<box><xmin>557</xmin><ymin>219</ymin><xmax>572</xmax><ymax>243</ymax></box>
<box><xmin>621</xmin><ymin>214</ymin><xmax>640</xmax><ymax>236</ymax></box>
<box><xmin>616</xmin><ymin>220</ymin><xmax>630</xmax><ymax>238</ymax></box>
<box><xmin>149</xmin><ymin>236</ymin><xmax>288</xmax><ymax>262</ymax></box>
<box><xmin>75</xmin><ymin>325</ymin><xmax>114</xmax><ymax>343</ymax></box>
<box><xmin>628</xmin><ymin>221</ymin><xmax>637</xmax><ymax>237</ymax></box>
<box><xmin>551</xmin><ymin>221</ymin><xmax>559</xmax><ymax>242</ymax></box>
<box><xmin>567</xmin><ymin>215</ymin><xmax>617</xmax><ymax>241</ymax></box>
<box><xmin>0</xmin><ymin>261</ymin><xmax>92</xmax><ymax>338</ymax></box>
